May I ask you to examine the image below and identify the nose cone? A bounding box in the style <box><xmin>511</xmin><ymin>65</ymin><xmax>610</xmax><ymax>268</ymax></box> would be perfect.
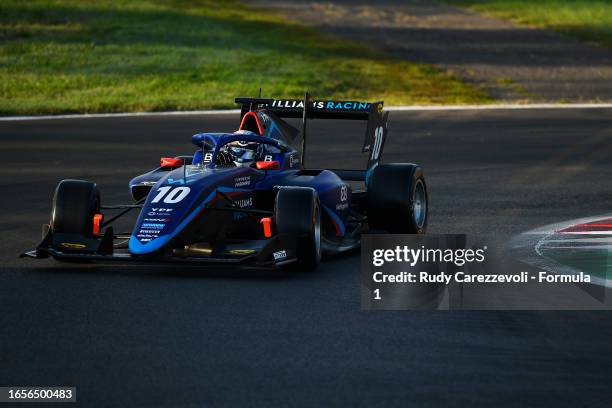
<box><xmin>128</xmin><ymin>165</ymin><xmax>259</xmax><ymax>255</ymax></box>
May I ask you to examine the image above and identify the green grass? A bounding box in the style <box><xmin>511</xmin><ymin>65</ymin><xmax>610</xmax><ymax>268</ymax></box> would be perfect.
<box><xmin>0</xmin><ymin>0</ymin><xmax>491</xmax><ymax>115</ymax></box>
<box><xmin>447</xmin><ymin>0</ymin><xmax>612</xmax><ymax>47</ymax></box>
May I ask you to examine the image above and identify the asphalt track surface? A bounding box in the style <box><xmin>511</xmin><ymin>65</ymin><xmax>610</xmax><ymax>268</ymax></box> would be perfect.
<box><xmin>1</xmin><ymin>109</ymin><xmax>612</xmax><ymax>406</ymax></box>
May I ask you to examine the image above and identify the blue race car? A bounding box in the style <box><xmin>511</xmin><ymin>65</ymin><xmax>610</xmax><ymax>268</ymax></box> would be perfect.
<box><xmin>22</xmin><ymin>94</ymin><xmax>428</xmax><ymax>270</ymax></box>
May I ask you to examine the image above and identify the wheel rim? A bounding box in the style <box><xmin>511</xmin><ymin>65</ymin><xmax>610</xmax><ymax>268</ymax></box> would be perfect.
<box><xmin>314</xmin><ymin>203</ymin><xmax>321</xmax><ymax>260</ymax></box>
<box><xmin>413</xmin><ymin>180</ymin><xmax>427</xmax><ymax>229</ymax></box>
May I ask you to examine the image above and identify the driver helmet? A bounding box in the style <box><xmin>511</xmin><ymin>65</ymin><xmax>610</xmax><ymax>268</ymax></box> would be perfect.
<box><xmin>234</xmin><ymin>129</ymin><xmax>258</xmax><ymax>136</ymax></box>
<box><xmin>229</xmin><ymin>145</ymin><xmax>256</xmax><ymax>167</ymax></box>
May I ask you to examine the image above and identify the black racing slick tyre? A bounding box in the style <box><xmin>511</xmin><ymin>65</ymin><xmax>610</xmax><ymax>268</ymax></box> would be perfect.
<box><xmin>51</xmin><ymin>179</ymin><xmax>101</xmax><ymax>238</ymax></box>
<box><xmin>274</xmin><ymin>187</ymin><xmax>322</xmax><ymax>271</ymax></box>
<box><xmin>367</xmin><ymin>164</ymin><xmax>428</xmax><ymax>234</ymax></box>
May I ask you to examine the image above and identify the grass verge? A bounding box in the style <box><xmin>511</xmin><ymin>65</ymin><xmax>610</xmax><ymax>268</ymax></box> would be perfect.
<box><xmin>447</xmin><ymin>0</ymin><xmax>612</xmax><ymax>47</ymax></box>
<box><xmin>0</xmin><ymin>0</ymin><xmax>491</xmax><ymax>115</ymax></box>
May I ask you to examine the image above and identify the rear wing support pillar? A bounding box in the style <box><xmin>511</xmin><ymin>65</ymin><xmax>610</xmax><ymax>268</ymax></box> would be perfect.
<box><xmin>301</xmin><ymin>91</ymin><xmax>310</xmax><ymax>168</ymax></box>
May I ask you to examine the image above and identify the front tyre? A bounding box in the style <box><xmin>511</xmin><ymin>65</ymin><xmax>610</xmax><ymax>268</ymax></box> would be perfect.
<box><xmin>51</xmin><ymin>179</ymin><xmax>101</xmax><ymax>238</ymax></box>
<box><xmin>274</xmin><ymin>187</ymin><xmax>322</xmax><ymax>271</ymax></box>
<box><xmin>367</xmin><ymin>164</ymin><xmax>428</xmax><ymax>234</ymax></box>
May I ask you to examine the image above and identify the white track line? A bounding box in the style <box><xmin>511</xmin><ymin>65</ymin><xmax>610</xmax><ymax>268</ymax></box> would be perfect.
<box><xmin>0</xmin><ymin>109</ymin><xmax>241</xmax><ymax>122</ymax></box>
<box><xmin>545</xmin><ymin>238</ymin><xmax>612</xmax><ymax>244</ymax></box>
<box><xmin>2</xmin><ymin>103</ymin><xmax>612</xmax><ymax>122</ymax></box>
<box><xmin>387</xmin><ymin>103</ymin><xmax>612</xmax><ymax>111</ymax></box>
<box><xmin>539</xmin><ymin>245</ymin><xmax>611</xmax><ymax>250</ymax></box>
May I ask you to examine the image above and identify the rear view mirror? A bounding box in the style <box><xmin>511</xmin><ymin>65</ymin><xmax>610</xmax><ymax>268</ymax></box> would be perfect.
<box><xmin>256</xmin><ymin>161</ymin><xmax>280</xmax><ymax>170</ymax></box>
<box><xmin>160</xmin><ymin>157</ymin><xmax>183</xmax><ymax>168</ymax></box>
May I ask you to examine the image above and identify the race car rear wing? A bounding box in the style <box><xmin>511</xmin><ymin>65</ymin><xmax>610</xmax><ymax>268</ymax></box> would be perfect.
<box><xmin>235</xmin><ymin>93</ymin><xmax>389</xmax><ymax>170</ymax></box>
<box><xmin>236</xmin><ymin>96</ymin><xmax>371</xmax><ymax>120</ymax></box>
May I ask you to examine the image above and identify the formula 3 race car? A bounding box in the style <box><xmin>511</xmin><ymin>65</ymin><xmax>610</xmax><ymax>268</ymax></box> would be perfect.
<box><xmin>22</xmin><ymin>93</ymin><xmax>428</xmax><ymax>270</ymax></box>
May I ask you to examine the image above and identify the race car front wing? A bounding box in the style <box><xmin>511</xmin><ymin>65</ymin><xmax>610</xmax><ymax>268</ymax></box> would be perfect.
<box><xmin>21</xmin><ymin>225</ymin><xmax>299</xmax><ymax>268</ymax></box>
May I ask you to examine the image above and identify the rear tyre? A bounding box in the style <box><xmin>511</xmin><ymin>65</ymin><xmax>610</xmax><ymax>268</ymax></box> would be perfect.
<box><xmin>51</xmin><ymin>179</ymin><xmax>101</xmax><ymax>238</ymax></box>
<box><xmin>274</xmin><ymin>187</ymin><xmax>322</xmax><ymax>271</ymax></box>
<box><xmin>367</xmin><ymin>164</ymin><xmax>428</xmax><ymax>234</ymax></box>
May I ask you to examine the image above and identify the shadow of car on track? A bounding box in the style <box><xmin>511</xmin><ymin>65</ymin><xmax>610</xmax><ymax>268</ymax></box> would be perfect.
<box><xmin>19</xmin><ymin>249</ymin><xmax>360</xmax><ymax>281</ymax></box>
